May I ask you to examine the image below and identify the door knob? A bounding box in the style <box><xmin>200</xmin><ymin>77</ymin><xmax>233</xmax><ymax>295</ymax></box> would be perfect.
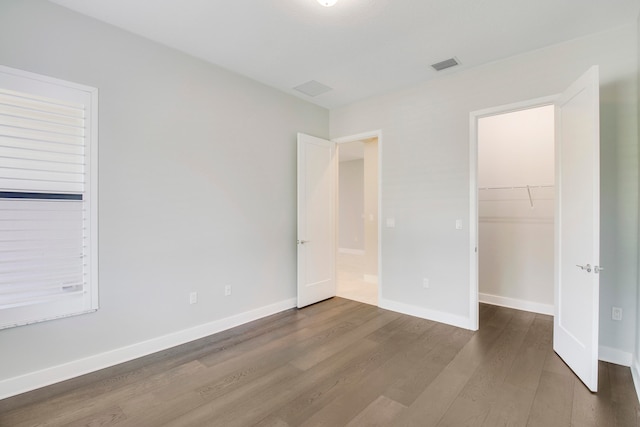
<box><xmin>576</xmin><ymin>264</ymin><xmax>592</xmax><ymax>273</ymax></box>
<box><xmin>297</xmin><ymin>240</ymin><xmax>309</xmax><ymax>245</ymax></box>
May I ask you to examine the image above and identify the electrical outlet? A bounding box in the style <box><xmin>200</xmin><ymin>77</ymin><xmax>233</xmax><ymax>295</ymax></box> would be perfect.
<box><xmin>612</xmin><ymin>307</ymin><xmax>622</xmax><ymax>321</ymax></box>
<box><xmin>189</xmin><ymin>292</ymin><xmax>197</xmax><ymax>305</ymax></box>
<box><xmin>224</xmin><ymin>285</ymin><xmax>232</xmax><ymax>296</ymax></box>
<box><xmin>423</xmin><ymin>278</ymin><xmax>429</xmax><ymax>289</ymax></box>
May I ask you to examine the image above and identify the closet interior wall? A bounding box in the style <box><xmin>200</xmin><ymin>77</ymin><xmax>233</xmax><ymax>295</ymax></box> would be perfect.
<box><xmin>478</xmin><ymin>106</ymin><xmax>555</xmax><ymax>313</ymax></box>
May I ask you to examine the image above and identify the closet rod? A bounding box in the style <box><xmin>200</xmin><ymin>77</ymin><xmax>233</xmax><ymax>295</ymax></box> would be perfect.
<box><xmin>478</xmin><ymin>185</ymin><xmax>554</xmax><ymax>190</ymax></box>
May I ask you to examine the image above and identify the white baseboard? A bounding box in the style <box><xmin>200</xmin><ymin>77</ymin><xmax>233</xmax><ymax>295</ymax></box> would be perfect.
<box><xmin>0</xmin><ymin>298</ymin><xmax>297</xmax><ymax>400</ymax></box>
<box><xmin>363</xmin><ymin>274</ymin><xmax>378</xmax><ymax>284</ymax></box>
<box><xmin>598</xmin><ymin>345</ymin><xmax>632</xmax><ymax>367</ymax></box>
<box><xmin>338</xmin><ymin>248</ymin><xmax>365</xmax><ymax>255</ymax></box>
<box><xmin>479</xmin><ymin>293</ymin><xmax>554</xmax><ymax>316</ymax></box>
<box><xmin>632</xmin><ymin>356</ymin><xmax>640</xmax><ymax>404</ymax></box>
<box><xmin>379</xmin><ymin>298</ymin><xmax>473</xmax><ymax>330</ymax></box>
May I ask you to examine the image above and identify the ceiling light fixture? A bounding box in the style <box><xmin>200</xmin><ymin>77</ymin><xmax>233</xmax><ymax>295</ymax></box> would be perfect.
<box><xmin>317</xmin><ymin>0</ymin><xmax>338</xmax><ymax>6</ymax></box>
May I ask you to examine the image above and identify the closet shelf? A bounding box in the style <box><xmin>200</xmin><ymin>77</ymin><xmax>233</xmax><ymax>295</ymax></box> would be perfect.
<box><xmin>478</xmin><ymin>185</ymin><xmax>554</xmax><ymax>208</ymax></box>
<box><xmin>478</xmin><ymin>185</ymin><xmax>554</xmax><ymax>190</ymax></box>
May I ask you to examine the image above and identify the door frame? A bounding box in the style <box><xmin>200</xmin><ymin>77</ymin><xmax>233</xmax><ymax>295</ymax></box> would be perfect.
<box><xmin>469</xmin><ymin>96</ymin><xmax>558</xmax><ymax>330</ymax></box>
<box><xmin>333</xmin><ymin>130</ymin><xmax>383</xmax><ymax>306</ymax></box>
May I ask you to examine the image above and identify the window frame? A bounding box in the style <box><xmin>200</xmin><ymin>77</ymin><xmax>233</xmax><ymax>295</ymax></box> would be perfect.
<box><xmin>0</xmin><ymin>65</ymin><xmax>98</xmax><ymax>328</ymax></box>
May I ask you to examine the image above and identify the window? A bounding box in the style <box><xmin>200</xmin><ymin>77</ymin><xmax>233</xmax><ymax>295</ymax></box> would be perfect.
<box><xmin>0</xmin><ymin>66</ymin><xmax>98</xmax><ymax>329</ymax></box>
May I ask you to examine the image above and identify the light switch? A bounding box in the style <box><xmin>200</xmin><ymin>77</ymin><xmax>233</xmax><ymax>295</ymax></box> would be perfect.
<box><xmin>455</xmin><ymin>219</ymin><xmax>462</xmax><ymax>230</ymax></box>
<box><xmin>386</xmin><ymin>218</ymin><xmax>395</xmax><ymax>228</ymax></box>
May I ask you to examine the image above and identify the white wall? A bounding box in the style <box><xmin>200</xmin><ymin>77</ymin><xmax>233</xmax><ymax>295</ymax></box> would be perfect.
<box><xmin>478</xmin><ymin>107</ymin><xmax>555</xmax><ymax>188</ymax></box>
<box><xmin>339</xmin><ymin>159</ymin><xmax>364</xmax><ymax>251</ymax></box>
<box><xmin>0</xmin><ymin>0</ymin><xmax>328</xmax><ymax>392</ymax></box>
<box><xmin>363</xmin><ymin>140</ymin><xmax>379</xmax><ymax>279</ymax></box>
<box><xmin>331</xmin><ymin>25</ymin><xmax>639</xmax><ymax>354</ymax></box>
<box><xmin>635</xmin><ymin>11</ymin><xmax>640</xmax><ymax>396</ymax></box>
<box><xmin>478</xmin><ymin>107</ymin><xmax>555</xmax><ymax>311</ymax></box>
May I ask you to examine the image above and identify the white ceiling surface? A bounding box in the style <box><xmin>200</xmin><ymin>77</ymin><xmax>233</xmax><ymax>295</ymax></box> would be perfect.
<box><xmin>48</xmin><ymin>0</ymin><xmax>639</xmax><ymax>109</ymax></box>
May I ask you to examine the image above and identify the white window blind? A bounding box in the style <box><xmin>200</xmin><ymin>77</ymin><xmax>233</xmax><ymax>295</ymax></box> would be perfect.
<box><xmin>0</xmin><ymin>66</ymin><xmax>98</xmax><ymax>329</ymax></box>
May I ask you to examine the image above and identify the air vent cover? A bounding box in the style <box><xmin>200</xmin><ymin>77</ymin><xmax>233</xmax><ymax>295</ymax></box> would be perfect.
<box><xmin>294</xmin><ymin>80</ymin><xmax>333</xmax><ymax>97</ymax></box>
<box><xmin>431</xmin><ymin>57</ymin><xmax>460</xmax><ymax>71</ymax></box>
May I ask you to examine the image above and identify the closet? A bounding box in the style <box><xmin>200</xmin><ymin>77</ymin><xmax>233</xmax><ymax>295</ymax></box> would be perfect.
<box><xmin>478</xmin><ymin>105</ymin><xmax>555</xmax><ymax>314</ymax></box>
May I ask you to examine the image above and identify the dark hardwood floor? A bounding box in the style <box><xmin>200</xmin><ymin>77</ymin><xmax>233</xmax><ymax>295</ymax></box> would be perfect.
<box><xmin>1</xmin><ymin>298</ymin><xmax>639</xmax><ymax>426</ymax></box>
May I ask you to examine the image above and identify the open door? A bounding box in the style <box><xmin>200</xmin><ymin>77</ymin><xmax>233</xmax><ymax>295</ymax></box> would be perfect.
<box><xmin>554</xmin><ymin>66</ymin><xmax>601</xmax><ymax>392</ymax></box>
<box><xmin>297</xmin><ymin>133</ymin><xmax>337</xmax><ymax>308</ymax></box>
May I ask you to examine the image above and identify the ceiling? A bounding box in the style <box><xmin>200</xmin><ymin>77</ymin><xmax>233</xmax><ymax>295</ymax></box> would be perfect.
<box><xmin>48</xmin><ymin>0</ymin><xmax>639</xmax><ymax>109</ymax></box>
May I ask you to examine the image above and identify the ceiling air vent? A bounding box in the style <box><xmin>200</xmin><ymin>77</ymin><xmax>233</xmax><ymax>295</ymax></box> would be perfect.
<box><xmin>431</xmin><ymin>57</ymin><xmax>460</xmax><ymax>71</ymax></box>
<box><xmin>294</xmin><ymin>80</ymin><xmax>333</xmax><ymax>97</ymax></box>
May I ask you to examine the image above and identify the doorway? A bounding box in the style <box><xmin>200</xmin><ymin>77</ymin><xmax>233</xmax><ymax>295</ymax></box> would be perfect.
<box><xmin>477</xmin><ymin>105</ymin><xmax>555</xmax><ymax>317</ymax></box>
<box><xmin>470</xmin><ymin>68</ymin><xmax>601</xmax><ymax>391</ymax></box>
<box><xmin>469</xmin><ymin>95</ymin><xmax>558</xmax><ymax>329</ymax></box>
<box><xmin>296</xmin><ymin>130</ymin><xmax>381</xmax><ymax>309</ymax></box>
<box><xmin>335</xmin><ymin>132</ymin><xmax>381</xmax><ymax>306</ymax></box>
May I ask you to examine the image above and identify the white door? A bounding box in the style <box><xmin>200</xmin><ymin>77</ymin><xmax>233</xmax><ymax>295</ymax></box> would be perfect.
<box><xmin>554</xmin><ymin>66</ymin><xmax>600</xmax><ymax>392</ymax></box>
<box><xmin>297</xmin><ymin>133</ymin><xmax>336</xmax><ymax>308</ymax></box>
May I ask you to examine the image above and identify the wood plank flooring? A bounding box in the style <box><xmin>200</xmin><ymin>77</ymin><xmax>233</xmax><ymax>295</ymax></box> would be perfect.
<box><xmin>1</xmin><ymin>298</ymin><xmax>639</xmax><ymax>426</ymax></box>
